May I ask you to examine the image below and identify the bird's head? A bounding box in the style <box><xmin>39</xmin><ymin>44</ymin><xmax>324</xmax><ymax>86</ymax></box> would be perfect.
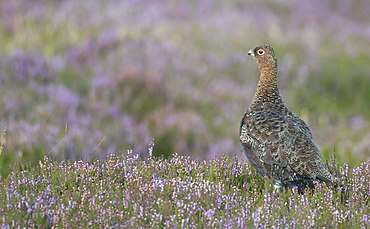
<box><xmin>247</xmin><ymin>44</ymin><xmax>277</xmax><ymax>71</ymax></box>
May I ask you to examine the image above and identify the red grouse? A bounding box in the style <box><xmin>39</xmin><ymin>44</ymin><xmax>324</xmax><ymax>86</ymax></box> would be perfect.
<box><xmin>239</xmin><ymin>44</ymin><xmax>335</xmax><ymax>192</ymax></box>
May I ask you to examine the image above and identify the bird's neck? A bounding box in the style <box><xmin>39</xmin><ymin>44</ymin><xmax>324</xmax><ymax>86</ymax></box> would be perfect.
<box><xmin>253</xmin><ymin>66</ymin><xmax>283</xmax><ymax>104</ymax></box>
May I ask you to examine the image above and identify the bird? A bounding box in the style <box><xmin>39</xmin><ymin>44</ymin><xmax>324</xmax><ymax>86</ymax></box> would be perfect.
<box><xmin>239</xmin><ymin>44</ymin><xmax>336</xmax><ymax>193</ymax></box>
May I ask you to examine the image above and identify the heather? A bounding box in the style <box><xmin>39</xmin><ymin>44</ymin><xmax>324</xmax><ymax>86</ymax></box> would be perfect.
<box><xmin>0</xmin><ymin>150</ymin><xmax>369</xmax><ymax>228</ymax></box>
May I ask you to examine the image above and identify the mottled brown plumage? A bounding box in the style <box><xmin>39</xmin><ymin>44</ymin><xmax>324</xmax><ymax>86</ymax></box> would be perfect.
<box><xmin>239</xmin><ymin>45</ymin><xmax>335</xmax><ymax>192</ymax></box>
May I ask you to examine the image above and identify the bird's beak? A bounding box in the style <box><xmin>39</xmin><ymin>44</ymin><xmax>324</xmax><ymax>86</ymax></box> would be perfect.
<box><xmin>247</xmin><ymin>49</ymin><xmax>254</xmax><ymax>57</ymax></box>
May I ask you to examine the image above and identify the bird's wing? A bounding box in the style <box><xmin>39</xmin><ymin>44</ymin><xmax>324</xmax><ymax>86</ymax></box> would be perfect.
<box><xmin>240</xmin><ymin>110</ymin><xmax>288</xmax><ymax>175</ymax></box>
<box><xmin>239</xmin><ymin>112</ymin><xmax>268</xmax><ymax>176</ymax></box>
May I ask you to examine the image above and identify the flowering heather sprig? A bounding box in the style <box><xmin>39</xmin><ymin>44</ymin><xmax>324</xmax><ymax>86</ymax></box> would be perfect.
<box><xmin>148</xmin><ymin>140</ymin><xmax>155</xmax><ymax>157</ymax></box>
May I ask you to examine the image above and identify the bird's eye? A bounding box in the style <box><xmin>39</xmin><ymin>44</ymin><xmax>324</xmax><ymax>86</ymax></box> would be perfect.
<box><xmin>257</xmin><ymin>49</ymin><xmax>265</xmax><ymax>55</ymax></box>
